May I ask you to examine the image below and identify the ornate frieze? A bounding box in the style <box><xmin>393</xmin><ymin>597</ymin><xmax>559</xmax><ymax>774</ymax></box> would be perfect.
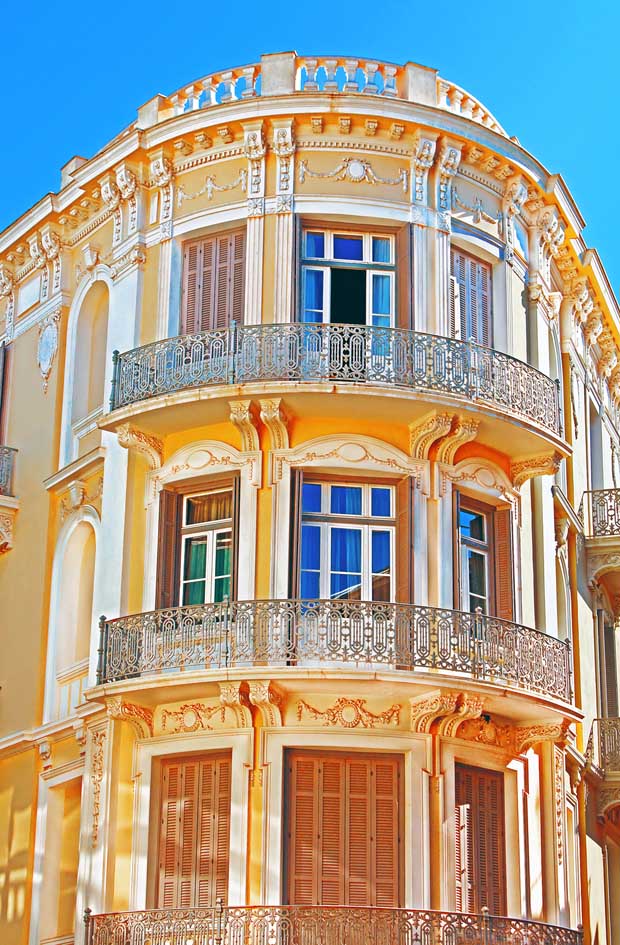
<box><xmin>297</xmin><ymin>697</ymin><xmax>401</xmax><ymax>729</ymax></box>
<box><xmin>299</xmin><ymin>156</ymin><xmax>408</xmax><ymax>191</ymax></box>
<box><xmin>161</xmin><ymin>702</ymin><xmax>222</xmax><ymax>734</ymax></box>
<box><xmin>90</xmin><ymin>728</ymin><xmax>106</xmax><ymax>847</ymax></box>
<box><xmin>176</xmin><ymin>168</ymin><xmax>247</xmax><ymax>205</ymax></box>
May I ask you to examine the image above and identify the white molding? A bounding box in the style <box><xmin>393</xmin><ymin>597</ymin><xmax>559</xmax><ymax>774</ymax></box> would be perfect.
<box><xmin>130</xmin><ymin>730</ymin><xmax>252</xmax><ymax>910</ymax></box>
<box><xmin>45</xmin><ymin>447</ymin><xmax>106</xmax><ymax>492</ymax></box>
<box><xmin>144</xmin><ymin>440</ymin><xmax>261</xmax><ymax>609</ymax></box>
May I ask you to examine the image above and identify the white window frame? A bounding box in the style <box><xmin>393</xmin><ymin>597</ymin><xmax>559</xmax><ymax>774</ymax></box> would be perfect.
<box><xmin>458</xmin><ymin>506</ymin><xmax>491</xmax><ymax>614</ymax></box>
<box><xmin>179</xmin><ymin>489</ymin><xmax>233</xmax><ymax>605</ymax></box>
<box><xmin>300</xmin><ymin>482</ymin><xmax>395</xmax><ymax>601</ymax></box>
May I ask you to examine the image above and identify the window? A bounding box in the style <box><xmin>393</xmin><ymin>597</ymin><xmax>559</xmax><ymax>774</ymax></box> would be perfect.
<box><xmin>299</xmin><ymin>481</ymin><xmax>394</xmax><ymax>601</ymax></box>
<box><xmin>157</xmin><ymin>753</ymin><xmax>231</xmax><ymax>908</ymax></box>
<box><xmin>301</xmin><ymin>229</ymin><xmax>395</xmax><ymax>328</ymax></box>
<box><xmin>155</xmin><ymin>480</ymin><xmax>239</xmax><ymax>609</ymax></box>
<box><xmin>181</xmin><ymin>230</ymin><xmax>245</xmax><ymax>333</ymax></box>
<box><xmin>455</xmin><ymin>764</ymin><xmax>507</xmax><ymax>914</ymax></box>
<box><xmin>450</xmin><ymin>248</ymin><xmax>491</xmax><ymax>345</ymax></box>
<box><xmin>286</xmin><ymin>750</ymin><xmax>402</xmax><ymax>907</ymax></box>
<box><xmin>454</xmin><ymin>494</ymin><xmax>514</xmax><ymax>620</ymax></box>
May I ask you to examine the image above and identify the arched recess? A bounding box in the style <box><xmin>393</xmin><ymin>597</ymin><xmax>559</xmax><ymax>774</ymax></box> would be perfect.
<box><xmin>59</xmin><ymin>268</ymin><xmax>112</xmax><ymax>467</ymax></box>
<box><xmin>44</xmin><ymin>508</ymin><xmax>100</xmax><ymax>722</ymax></box>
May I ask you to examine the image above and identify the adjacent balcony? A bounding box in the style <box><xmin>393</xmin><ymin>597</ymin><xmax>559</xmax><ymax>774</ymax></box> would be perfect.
<box><xmin>102</xmin><ymin>324</ymin><xmax>566</xmax><ymax>457</ymax></box>
<box><xmin>580</xmin><ymin>489</ymin><xmax>620</xmax><ymax>602</ymax></box>
<box><xmin>84</xmin><ymin>904</ymin><xmax>582</xmax><ymax>945</ymax></box>
<box><xmin>96</xmin><ymin>599</ymin><xmax>572</xmax><ymax>705</ymax></box>
<box><xmin>0</xmin><ymin>445</ymin><xmax>17</xmax><ymax>497</ymax></box>
<box><xmin>586</xmin><ymin>717</ymin><xmax>620</xmax><ymax>817</ymax></box>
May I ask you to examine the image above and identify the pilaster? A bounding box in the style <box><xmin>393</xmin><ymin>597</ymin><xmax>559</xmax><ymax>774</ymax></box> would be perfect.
<box><xmin>243</xmin><ymin>122</ymin><xmax>266</xmax><ymax>325</ymax></box>
<box><xmin>272</xmin><ymin>121</ymin><xmax>295</xmax><ymax>323</ymax></box>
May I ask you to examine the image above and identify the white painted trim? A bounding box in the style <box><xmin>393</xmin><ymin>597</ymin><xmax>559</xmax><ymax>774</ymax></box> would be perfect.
<box><xmin>269</xmin><ymin>434</ymin><xmax>428</xmax><ymax>599</ymax></box>
<box><xmin>295</xmin><ymin>194</ymin><xmax>410</xmax><ymax>223</ymax></box>
<box><xmin>130</xmin><ymin>730</ymin><xmax>252</xmax><ymax>909</ymax></box>
<box><xmin>144</xmin><ymin>440</ymin><xmax>261</xmax><ymax>610</ymax></box>
<box><xmin>261</xmin><ymin>728</ymin><xmax>429</xmax><ymax>908</ymax></box>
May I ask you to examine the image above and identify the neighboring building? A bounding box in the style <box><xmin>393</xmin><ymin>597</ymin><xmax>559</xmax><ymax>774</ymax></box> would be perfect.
<box><xmin>1</xmin><ymin>51</ymin><xmax>619</xmax><ymax>945</ymax></box>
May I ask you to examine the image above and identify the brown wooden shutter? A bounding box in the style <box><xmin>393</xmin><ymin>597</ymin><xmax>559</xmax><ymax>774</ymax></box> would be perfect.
<box><xmin>396</xmin><ymin>224</ymin><xmax>412</xmax><ymax>330</ymax></box>
<box><xmin>450</xmin><ymin>249</ymin><xmax>492</xmax><ymax>345</ymax></box>
<box><xmin>373</xmin><ymin>758</ymin><xmax>400</xmax><ymax>907</ymax></box>
<box><xmin>396</xmin><ymin>476</ymin><xmax>414</xmax><ymax>603</ymax></box>
<box><xmin>199</xmin><ymin>237</ymin><xmax>216</xmax><ymax>332</ymax></box>
<box><xmin>289</xmin><ymin>469</ymin><xmax>304</xmax><ymax>598</ymax></box>
<box><xmin>455</xmin><ymin>764</ymin><xmax>506</xmax><ymax>915</ymax></box>
<box><xmin>604</xmin><ymin>624</ymin><xmax>619</xmax><ymax>716</ymax></box>
<box><xmin>231</xmin><ymin>230</ymin><xmax>246</xmax><ymax>324</ymax></box>
<box><xmin>181</xmin><ymin>231</ymin><xmax>246</xmax><ymax>333</ymax></box>
<box><xmin>320</xmin><ymin>757</ymin><xmax>346</xmax><ymax>905</ymax></box>
<box><xmin>493</xmin><ymin>507</ymin><xmax>514</xmax><ymax>621</ymax></box>
<box><xmin>181</xmin><ymin>241</ymin><xmax>202</xmax><ymax>334</ymax></box>
<box><xmin>155</xmin><ymin>490</ymin><xmax>183</xmax><ymax>609</ymax></box>
<box><xmin>287</xmin><ymin>753</ymin><xmax>320</xmax><ymax>904</ymax></box>
<box><xmin>346</xmin><ymin>759</ymin><xmax>371</xmax><ymax>905</ymax></box>
<box><xmin>158</xmin><ymin>754</ymin><xmax>231</xmax><ymax>910</ymax></box>
<box><xmin>450</xmin><ymin>249</ymin><xmax>467</xmax><ymax>340</ymax></box>
<box><xmin>455</xmin><ymin>798</ymin><xmax>473</xmax><ymax>911</ymax></box>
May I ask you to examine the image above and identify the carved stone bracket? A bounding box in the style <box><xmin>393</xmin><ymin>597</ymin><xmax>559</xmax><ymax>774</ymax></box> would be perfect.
<box><xmin>298</xmin><ymin>697</ymin><xmax>401</xmax><ymax>729</ymax></box>
<box><xmin>436</xmin><ymin>140</ymin><xmax>462</xmax><ymax>211</ymax></box>
<box><xmin>116</xmin><ymin>424</ymin><xmax>163</xmax><ymax>469</ymax></box>
<box><xmin>598</xmin><ymin>785</ymin><xmax>620</xmax><ymax>818</ymax></box>
<box><xmin>110</xmin><ymin>245</ymin><xmax>146</xmax><ymax>281</ymax></box>
<box><xmin>0</xmin><ymin>506</ymin><xmax>18</xmax><ymax>553</ymax></box>
<box><xmin>247</xmin><ymin>681</ymin><xmax>283</xmax><ymax>726</ymax></box>
<box><xmin>107</xmin><ymin>698</ymin><xmax>154</xmax><ymax>738</ymax></box>
<box><xmin>272</xmin><ymin>122</ymin><xmax>295</xmax><ymax>203</ymax></box>
<box><xmin>230</xmin><ymin>400</ymin><xmax>260</xmax><ymax>452</ymax></box>
<box><xmin>259</xmin><ymin>398</ymin><xmax>289</xmax><ymax>451</ymax></box>
<box><xmin>409</xmin><ymin>411</ymin><xmax>452</xmax><ymax>460</ymax></box>
<box><xmin>435</xmin><ymin>417</ymin><xmax>480</xmax><ymax>465</ymax></box>
<box><xmin>219</xmin><ymin>682</ymin><xmax>252</xmax><ymax>728</ymax></box>
<box><xmin>412</xmin><ymin>133</ymin><xmax>437</xmax><ymax>205</ymax></box>
<box><xmin>456</xmin><ymin>715</ymin><xmax>570</xmax><ymax>756</ymax></box>
<box><xmin>511</xmin><ymin>452</ymin><xmax>563</xmax><ymax>489</ymax></box>
<box><xmin>410</xmin><ymin>690</ymin><xmax>466</xmax><ymax>733</ymax></box>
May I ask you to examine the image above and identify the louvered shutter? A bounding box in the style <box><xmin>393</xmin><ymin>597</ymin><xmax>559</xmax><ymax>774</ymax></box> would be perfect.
<box><xmin>231</xmin><ymin>231</ymin><xmax>246</xmax><ymax>324</ymax></box>
<box><xmin>450</xmin><ymin>249</ymin><xmax>467</xmax><ymax>340</ymax></box>
<box><xmin>456</xmin><ymin>765</ymin><xmax>506</xmax><ymax>915</ymax></box>
<box><xmin>155</xmin><ymin>490</ymin><xmax>183</xmax><ymax>609</ymax></box>
<box><xmin>477</xmin><ymin>261</ymin><xmax>491</xmax><ymax>347</ymax></box>
<box><xmin>493</xmin><ymin>507</ymin><xmax>514</xmax><ymax>621</ymax></box>
<box><xmin>396</xmin><ymin>475</ymin><xmax>414</xmax><ymax>603</ymax></box>
<box><xmin>178</xmin><ymin>759</ymin><xmax>199</xmax><ymax>907</ymax></box>
<box><xmin>320</xmin><ymin>757</ymin><xmax>346</xmax><ymax>905</ymax></box>
<box><xmin>181</xmin><ymin>242</ymin><xmax>202</xmax><ymax>334</ymax></box>
<box><xmin>158</xmin><ymin>760</ymin><xmax>183</xmax><ymax>908</ymax></box>
<box><xmin>346</xmin><ymin>759</ymin><xmax>371</xmax><ymax>905</ymax></box>
<box><xmin>289</xmin><ymin>469</ymin><xmax>304</xmax><ymax>598</ymax></box>
<box><xmin>196</xmin><ymin>755</ymin><xmax>231</xmax><ymax>907</ymax></box>
<box><xmin>453</xmin><ymin>490</ymin><xmax>462</xmax><ymax>609</ymax></box>
<box><xmin>449</xmin><ymin>276</ymin><xmax>461</xmax><ymax>339</ymax></box>
<box><xmin>288</xmin><ymin>754</ymin><xmax>319</xmax><ymax>904</ymax></box>
<box><xmin>450</xmin><ymin>249</ymin><xmax>492</xmax><ymax>345</ymax></box>
<box><xmin>215</xmin><ymin>236</ymin><xmax>231</xmax><ymax>329</ymax></box>
<box><xmin>373</xmin><ymin>758</ymin><xmax>400</xmax><ymax>907</ymax></box>
<box><xmin>604</xmin><ymin>624</ymin><xmax>619</xmax><ymax>717</ymax></box>
<box><xmin>455</xmin><ymin>800</ymin><xmax>473</xmax><ymax>912</ymax></box>
<box><xmin>396</xmin><ymin>224</ymin><xmax>413</xmax><ymax>329</ymax></box>
<box><xmin>199</xmin><ymin>237</ymin><xmax>216</xmax><ymax>332</ymax></box>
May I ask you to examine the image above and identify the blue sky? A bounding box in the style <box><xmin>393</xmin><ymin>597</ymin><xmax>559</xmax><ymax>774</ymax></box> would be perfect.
<box><xmin>1</xmin><ymin>0</ymin><xmax>616</xmax><ymax>291</ymax></box>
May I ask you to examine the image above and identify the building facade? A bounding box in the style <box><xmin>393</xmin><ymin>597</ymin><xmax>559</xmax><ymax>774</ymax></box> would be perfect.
<box><xmin>0</xmin><ymin>51</ymin><xmax>619</xmax><ymax>945</ymax></box>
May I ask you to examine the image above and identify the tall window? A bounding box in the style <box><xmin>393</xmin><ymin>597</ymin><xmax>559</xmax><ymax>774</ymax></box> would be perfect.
<box><xmin>301</xmin><ymin>229</ymin><xmax>395</xmax><ymax>328</ymax></box>
<box><xmin>455</xmin><ymin>764</ymin><xmax>507</xmax><ymax>914</ymax></box>
<box><xmin>156</xmin><ymin>480</ymin><xmax>238</xmax><ymax>609</ymax></box>
<box><xmin>450</xmin><ymin>248</ymin><xmax>491</xmax><ymax>345</ymax></box>
<box><xmin>299</xmin><ymin>481</ymin><xmax>394</xmax><ymax>601</ymax></box>
<box><xmin>181</xmin><ymin>230</ymin><xmax>245</xmax><ymax>333</ymax></box>
<box><xmin>454</xmin><ymin>494</ymin><xmax>514</xmax><ymax>621</ymax></box>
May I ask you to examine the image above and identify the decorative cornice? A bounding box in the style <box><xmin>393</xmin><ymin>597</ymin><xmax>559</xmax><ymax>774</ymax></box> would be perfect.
<box><xmin>229</xmin><ymin>399</ymin><xmax>260</xmax><ymax>452</ymax></box>
<box><xmin>297</xmin><ymin>697</ymin><xmax>400</xmax><ymax>729</ymax></box>
<box><xmin>259</xmin><ymin>398</ymin><xmax>289</xmax><ymax>451</ymax></box>
<box><xmin>116</xmin><ymin>423</ymin><xmax>163</xmax><ymax>469</ymax></box>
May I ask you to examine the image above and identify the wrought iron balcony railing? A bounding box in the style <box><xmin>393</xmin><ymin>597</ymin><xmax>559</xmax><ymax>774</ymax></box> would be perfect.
<box><xmin>586</xmin><ymin>717</ymin><xmax>620</xmax><ymax>774</ymax></box>
<box><xmin>84</xmin><ymin>903</ymin><xmax>583</xmax><ymax>945</ymax></box>
<box><xmin>97</xmin><ymin>599</ymin><xmax>572</xmax><ymax>702</ymax></box>
<box><xmin>109</xmin><ymin>323</ymin><xmax>562</xmax><ymax>437</ymax></box>
<box><xmin>580</xmin><ymin>489</ymin><xmax>620</xmax><ymax>537</ymax></box>
<box><xmin>0</xmin><ymin>445</ymin><xmax>17</xmax><ymax>497</ymax></box>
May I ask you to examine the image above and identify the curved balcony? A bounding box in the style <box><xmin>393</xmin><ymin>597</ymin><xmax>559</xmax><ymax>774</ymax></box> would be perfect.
<box><xmin>97</xmin><ymin>599</ymin><xmax>572</xmax><ymax>704</ymax></box>
<box><xmin>105</xmin><ymin>325</ymin><xmax>565</xmax><ymax>454</ymax></box>
<box><xmin>580</xmin><ymin>488</ymin><xmax>620</xmax><ymax>537</ymax></box>
<box><xmin>84</xmin><ymin>903</ymin><xmax>582</xmax><ymax>945</ymax></box>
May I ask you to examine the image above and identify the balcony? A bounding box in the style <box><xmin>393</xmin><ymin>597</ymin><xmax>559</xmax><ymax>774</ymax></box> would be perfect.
<box><xmin>0</xmin><ymin>445</ymin><xmax>17</xmax><ymax>497</ymax></box>
<box><xmin>102</xmin><ymin>325</ymin><xmax>566</xmax><ymax>457</ymax></box>
<box><xmin>84</xmin><ymin>904</ymin><xmax>582</xmax><ymax>945</ymax></box>
<box><xmin>96</xmin><ymin>599</ymin><xmax>572</xmax><ymax>705</ymax></box>
<box><xmin>586</xmin><ymin>717</ymin><xmax>620</xmax><ymax>817</ymax></box>
<box><xmin>580</xmin><ymin>489</ymin><xmax>620</xmax><ymax>599</ymax></box>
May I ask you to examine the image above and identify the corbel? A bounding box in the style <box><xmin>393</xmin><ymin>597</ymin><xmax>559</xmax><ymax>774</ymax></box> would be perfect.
<box><xmin>219</xmin><ymin>682</ymin><xmax>252</xmax><ymax>728</ymax></box>
<box><xmin>511</xmin><ymin>451</ymin><xmax>563</xmax><ymax>489</ymax></box>
<box><xmin>435</xmin><ymin>138</ymin><xmax>462</xmax><ymax>211</ymax></box>
<box><xmin>106</xmin><ymin>697</ymin><xmax>154</xmax><ymax>738</ymax></box>
<box><xmin>217</xmin><ymin>126</ymin><xmax>234</xmax><ymax>144</ymax></box>
<box><xmin>338</xmin><ymin>117</ymin><xmax>352</xmax><ymax>135</ymax></box>
<box><xmin>364</xmin><ymin>119</ymin><xmax>379</xmax><ymax>136</ymax></box>
<box><xmin>390</xmin><ymin>122</ymin><xmax>405</xmax><ymax>140</ymax></box>
<box><xmin>229</xmin><ymin>400</ymin><xmax>260</xmax><ymax>452</ymax></box>
<box><xmin>259</xmin><ymin>398</ymin><xmax>290</xmax><ymax>450</ymax></box>
<box><xmin>38</xmin><ymin>740</ymin><xmax>52</xmax><ymax>770</ymax></box>
<box><xmin>410</xmin><ymin>689</ymin><xmax>460</xmax><ymax>733</ymax></box>
<box><xmin>435</xmin><ymin>694</ymin><xmax>484</xmax><ymax>737</ymax></box>
<box><xmin>116</xmin><ymin>423</ymin><xmax>163</xmax><ymax>470</ymax></box>
<box><xmin>411</xmin><ymin>132</ymin><xmax>437</xmax><ymax>205</ymax></box>
<box><xmin>434</xmin><ymin>416</ymin><xmax>479</xmax><ymax>465</ymax></box>
<box><xmin>246</xmin><ymin>680</ymin><xmax>284</xmax><ymax>726</ymax></box>
<box><xmin>409</xmin><ymin>411</ymin><xmax>452</xmax><ymax>460</ymax></box>
<box><xmin>173</xmin><ymin>138</ymin><xmax>193</xmax><ymax>157</ymax></box>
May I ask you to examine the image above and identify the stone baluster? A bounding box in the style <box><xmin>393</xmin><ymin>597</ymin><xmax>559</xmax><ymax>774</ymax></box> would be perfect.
<box><xmin>241</xmin><ymin>65</ymin><xmax>257</xmax><ymax>98</ymax></box>
<box><xmin>323</xmin><ymin>58</ymin><xmax>339</xmax><ymax>92</ymax></box>
<box><xmin>202</xmin><ymin>76</ymin><xmax>216</xmax><ymax>106</ymax></box>
<box><xmin>169</xmin><ymin>89</ymin><xmax>187</xmax><ymax>115</ymax></box>
<box><xmin>437</xmin><ymin>79</ymin><xmax>450</xmax><ymax>107</ymax></box>
<box><xmin>220</xmin><ymin>70</ymin><xmax>234</xmax><ymax>102</ymax></box>
<box><xmin>450</xmin><ymin>86</ymin><xmax>464</xmax><ymax>114</ymax></box>
<box><xmin>185</xmin><ymin>83</ymin><xmax>201</xmax><ymax>110</ymax></box>
<box><xmin>364</xmin><ymin>61</ymin><xmax>380</xmax><ymax>94</ymax></box>
<box><xmin>302</xmin><ymin>58</ymin><xmax>319</xmax><ymax>91</ymax></box>
<box><xmin>462</xmin><ymin>96</ymin><xmax>474</xmax><ymax>119</ymax></box>
<box><xmin>382</xmin><ymin>64</ymin><xmax>398</xmax><ymax>96</ymax></box>
<box><xmin>343</xmin><ymin>59</ymin><xmax>359</xmax><ymax>92</ymax></box>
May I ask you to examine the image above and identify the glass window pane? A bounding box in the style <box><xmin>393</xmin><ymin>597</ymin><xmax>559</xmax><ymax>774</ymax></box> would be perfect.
<box><xmin>371</xmin><ymin>315</ymin><xmax>391</xmax><ymax>329</ymax></box>
<box><xmin>302</xmin><ymin>482</ymin><xmax>322</xmax><ymax>513</ymax></box>
<box><xmin>301</xmin><ymin>525</ymin><xmax>321</xmax><ymax>570</ymax></box>
<box><xmin>372</xmin><ymin>530</ymin><xmax>391</xmax><ymax>574</ymax></box>
<box><xmin>301</xmin><ymin>571</ymin><xmax>320</xmax><ymax>599</ymax></box>
<box><xmin>330</xmin><ymin>486</ymin><xmax>362</xmax><ymax>515</ymax></box>
<box><xmin>459</xmin><ymin>509</ymin><xmax>486</xmax><ymax>542</ymax></box>
<box><xmin>371</xmin><ymin>487</ymin><xmax>391</xmax><ymax>517</ymax></box>
<box><xmin>214</xmin><ymin>532</ymin><xmax>232</xmax><ymax>578</ymax></box>
<box><xmin>331</xmin><ymin>528</ymin><xmax>361</xmax><ymax>571</ymax></box>
<box><xmin>305</xmin><ymin>232</ymin><xmax>325</xmax><ymax>258</ymax></box>
<box><xmin>183</xmin><ymin>580</ymin><xmax>206</xmax><ymax>605</ymax></box>
<box><xmin>184</xmin><ymin>537</ymin><xmax>207</xmax><ymax>580</ymax></box>
<box><xmin>467</xmin><ymin>550</ymin><xmax>487</xmax><ymax>599</ymax></box>
<box><xmin>333</xmin><ymin>235</ymin><xmax>363</xmax><ymax>261</ymax></box>
<box><xmin>372</xmin><ymin>237</ymin><xmax>391</xmax><ymax>263</ymax></box>
<box><xmin>214</xmin><ymin>575</ymin><xmax>231</xmax><ymax>603</ymax></box>
<box><xmin>372</xmin><ymin>274</ymin><xmax>391</xmax><ymax>315</ymax></box>
<box><xmin>331</xmin><ymin>571</ymin><xmax>362</xmax><ymax>599</ymax></box>
<box><xmin>303</xmin><ymin>269</ymin><xmax>324</xmax><ymax>323</ymax></box>
<box><xmin>186</xmin><ymin>491</ymin><xmax>232</xmax><ymax>525</ymax></box>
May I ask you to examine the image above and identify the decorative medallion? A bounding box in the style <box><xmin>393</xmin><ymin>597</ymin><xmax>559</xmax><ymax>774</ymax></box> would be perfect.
<box><xmin>161</xmin><ymin>702</ymin><xmax>223</xmax><ymax>733</ymax></box>
<box><xmin>299</xmin><ymin>157</ymin><xmax>408</xmax><ymax>191</ymax></box>
<box><xmin>297</xmin><ymin>697</ymin><xmax>400</xmax><ymax>728</ymax></box>
<box><xmin>37</xmin><ymin>308</ymin><xmax>61</xmax><ymax>393</ymax></box>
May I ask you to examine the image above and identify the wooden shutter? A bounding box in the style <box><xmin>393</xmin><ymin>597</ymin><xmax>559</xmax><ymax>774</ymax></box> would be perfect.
<box><xmin>182</xmin><ymin>242</ymin><xmax>201</xmax><ymax>334</ymax></box>
<box><xmin>493</xmin><ymin>507</ymin><xmax>514</xmax><ymax>621</ymax></box>
<box><xmin>199</xmin><ymin>237</ymin><xmax>216</xmax><ymax>332</ymax></box>
<box><xmin>455</xmin><ymin>764</ymin><xmax>506</xmax><ymax>915</ymax></box>
<box><xmin>155</xmin><ymin>489</ymin><xmax>183</xmax><ymax>609</ymax></box>
<box><xmin>287</xmin><ymin>752</ymin><xmax>401</xmax><ymax>908</ymax></box>
<box><xmin>231</xmin><ymin>231</ymin><xmax>246</xmax><ymax>324</ymax></box>
<box><xmin>396</xmin><ymin>476</ymin><xmax>414</xmax><ymax>603</ymax></box>
<box><xmin>396</xmin><ymin>224</ymin><xmax>413</xmax><ymax>330</ymax></box>
<box><xmin>451</xmin><ymin>249</ymin><xmax>467</xmax><ymax>340</ymax></box>
<box><xmin>181</xmin><ymin>231</ymin><xmax>246</xmax><ymax>333</ymax></box>
<box><xmin>158</xmin><ymin>754</ymin><xmax>231</xmax><ymax>910</ymax></box>
<box><xmin>604</xmin><ymin>624</ymin><xmax>619</xmax><ymax>717</ymax></box>
<box><xmin>450</xmin><ymin>248</ymin><xmax>492</xmax><ymax>345</ymax></box>
<box><xmin>289</xmin><ymin>469</ymin><xmax>304</xmax><ymax>598</ymax></box>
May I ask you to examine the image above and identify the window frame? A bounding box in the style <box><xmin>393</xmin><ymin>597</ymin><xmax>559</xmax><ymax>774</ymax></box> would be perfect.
<box><xmin>449</xmin><ymin>245</ymin><xmax>492</xmax><ymax>346</ymax></box>
<box><xmin>456</xmin><ymin>495</ymin><xmax>496</xmax><ymax>616</ymax></box>
<box><xmin>179</xmin><ymin>488</ymin><xmax>234</xmax><ymax>606</ymax></box>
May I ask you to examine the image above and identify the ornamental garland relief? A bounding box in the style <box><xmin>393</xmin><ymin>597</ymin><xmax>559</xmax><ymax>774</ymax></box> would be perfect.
<box><xmin>297</xmin><ymin>697</ymin><xmax>401</xmax><ymax>728</ymax></box>
<box><xmin>298</xmin><ymin>156</ymin><xmax>408</xmax><ymax>191</ymax></box>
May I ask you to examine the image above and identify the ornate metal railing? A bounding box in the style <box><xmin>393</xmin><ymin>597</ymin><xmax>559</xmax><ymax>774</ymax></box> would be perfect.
<box><xmin>0</xmin><ymin>445</ymin><xmax>17</xmax><ymax>497</ymax></box>
<box><xmin>580</xmin><ymin>489</ymin><xmax>620</xmax><ymax>537</ymax></box>
<box><xmin>97</xmin><ymin>599</ymin><xmax>572</xmax><ymax>702</ymax></box>
<box><xmin>110</xmin><ymin>324</ymin><xmax>562</xmax><ymax>437</ymax></box>
<box><xmin>84</xmin><ymin>904</ymin><xmax>582</xmax><ymax>945</ymax></box>
<box><xmin>586</xmin><ymin>717</ymin><xmax>620</xmax><ymax>773</ymax></box>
